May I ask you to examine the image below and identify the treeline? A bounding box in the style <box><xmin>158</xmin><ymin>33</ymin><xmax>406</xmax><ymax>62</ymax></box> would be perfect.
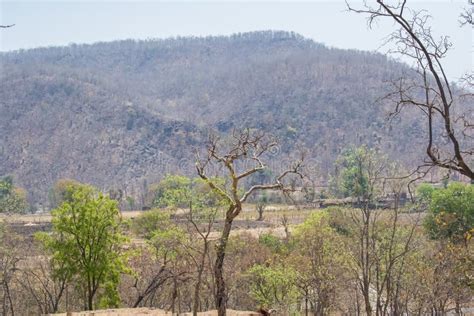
<box><xmin>1</xmin><ymin>146</ymin><xmax>472</xmax><ymax>315</ymax></box>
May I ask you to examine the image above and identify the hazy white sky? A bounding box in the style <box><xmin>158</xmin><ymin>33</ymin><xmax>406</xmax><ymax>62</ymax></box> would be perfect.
<box><xmin>0</xmin><ymin>1</ymin><xmax>472</xmax><ymax>80</ymax></box>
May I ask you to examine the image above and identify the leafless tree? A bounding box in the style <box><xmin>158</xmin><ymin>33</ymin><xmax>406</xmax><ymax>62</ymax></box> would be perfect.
<box><xmin>347</xmin><ymin>0</ymin><xmax>473</xmax><ymax>182</ymax></box>
<box><xmin>18</xmin><ymin>257</ymin><xmax>68</xmax><ymax>314</ymax></box>
<box><xmin>459</xmin><ymin>4</ymin><xmax>473</xmax><ymax>27</ymax></box>
<box><xmin>129</xmin><ymin>246</ymin><xmax>174</xmax><ymax>308</ymax></box>
<box><xmin>183</xmin><ymin>204</ymin><xmax>218</xmax><ymax>316</ymax></box>
<box><xmin>0</xmin><ymin>225</ymin><xmax>22</xmax><ymax>316</ymax></box>
<box><xmin>195</xmin><ymin>129</ymin><xmax>304</xmax><ymax>316</ymax></box>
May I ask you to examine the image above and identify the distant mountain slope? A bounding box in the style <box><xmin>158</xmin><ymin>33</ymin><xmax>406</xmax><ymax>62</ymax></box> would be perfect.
<box><xmin>0</xmin><ymin>31</ymin><xmax>425</xmax><ymax>207</ymax></box>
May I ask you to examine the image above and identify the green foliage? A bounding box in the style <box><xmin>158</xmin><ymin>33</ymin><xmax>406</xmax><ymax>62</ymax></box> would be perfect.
<box><xmin>416</xmin><ymin>183</ymin><xmax>435</xmax><ymax>203</ymax></box>
<box><xmin>149</xmin><ymin>224</ymin><xmax>186</xmax><ymax>260</ymax></box>
<box><xmin>291</xmin><ymin>211</ymin><xmax>351</xmax><ymax>312</ymax></box>
<box><xmin>48</xmin><ymin>178</ymin><xmax>82</xmax><ymax>209</ymax></box>
<box><xmin>293</xmin><ymin>211</ymin><xmax>349</xmax><ymax>268</ymax></box>
<box><xmin>424</xmin><ymin>182</ymin><xmax>474</xmax><ymax>242</ymax></box>
<box><xmin>152</xmin><ymin>175</ymin><xmax>192</xmax><ymax>208</ymax></box>
<box><xmin>150</xmin><ymin>175</ymin><xmax>227</xmax><ymax>210</ymax></box>
<box><xmin>330</xmin><ymin>146</ymin><xmax>380</xmax><ymax>199</ymax></box>
<box><xmin>36</xmin><ymin>183</ymin><xmax>128</xmax><ymax>310</ymax></box>
<box><xmin>259</xmin><ymin>233</ymin><xmax>288</xmax><ymax>254</ymax></box>
<box><xmin>325</xmin><ymin>207</ymin><xmax>352</xmax><ymax>236</ymax></box>
<box><xmin>0</xmin><ymin>176</ymin><xmax>28</xmax><ymax>213</ymax></box>
<box><xmin>132</xmin><ymin>209</ymin><xmax>173</xmax><ymax>239</ymax></box>
<box><xmin>247</xmin><ymin>264</ymin><xmax>299</xmax><ymax>310</ymax></box>
<box><xmin>132</xmin><ymin>208</ymin><xmax>187</xmax><ymax>262</ymax></box>
<box><xmin>125</xmin><ymin>196</ymin><xmax>135</xmax><ymax>210</ymax></box>
<box><xmin>0</xmin><ymin>176</ymin><xmax>13</xmax><ymax>198</ymax></box>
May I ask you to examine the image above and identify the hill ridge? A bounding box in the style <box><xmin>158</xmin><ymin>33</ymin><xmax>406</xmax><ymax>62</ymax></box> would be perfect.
<box><xmin>0</xmin><ymin>30</ymin><xmax>423</xmax><ymax>208</ymax></box>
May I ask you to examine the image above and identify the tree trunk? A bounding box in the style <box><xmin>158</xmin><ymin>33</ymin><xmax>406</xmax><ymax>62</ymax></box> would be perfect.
<box><xmin>214</xmin><ymin>216</ymin><xmax>234</xmax><ymax>316</ymax></box>
<box><xmin>87</xmin><ymin>276</ymin><xmax>94</xmax><ymax>311</ymax></box>
<box><xmin>87</xmin><ymin>292</ymin><xmax>93</xmax><ymax>311</ymax></box>
<box><xmin>304</xmin><ymin>295</ymin><xmax>308</xmax><ymax>316</ymax></box>
<box><xmin>171</xmin><ymin>277</ymin><xmax>178</xmax><ymax>314</ymax></box>
<box><xmin>193</xmin><ymin>241</ymin><xmax>208</xmax><ymax>316</ymax></box>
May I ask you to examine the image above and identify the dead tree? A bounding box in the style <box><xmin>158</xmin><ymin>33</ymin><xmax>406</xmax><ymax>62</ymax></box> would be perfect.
<box><xmin>196</xmin><ymin>130</ymin><xmax>304</xmax><ymax>316</ymax></box>
<box><xmin>347</xmin><ymin>0</ymin><xmax>473</xmax><ymax>182</ymax></box>
<box><xmin>18</xmin><ymin>257</ymin><xmax>68</xmax><ymax>314</ymax></box>
<box><xmin>184</xmin><ymin>204</ymin><xmax>217</xmax><ymax>316</ymax></box>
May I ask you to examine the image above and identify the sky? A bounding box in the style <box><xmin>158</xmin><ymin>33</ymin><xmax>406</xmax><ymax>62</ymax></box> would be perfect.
<box><xmin>0</xmin><ymin>1</ymin><xmax>472</xmax><ymax>80</ymax></box>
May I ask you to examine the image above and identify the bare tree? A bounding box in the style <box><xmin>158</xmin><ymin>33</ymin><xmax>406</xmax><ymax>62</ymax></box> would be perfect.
<box><xmin>347</xmin><ymin>0</ymin><xmax>473</xmax><ymax>182</ymax></box>
<box><xmin>459</xmin><ymin>4</ymin><xmax>473</xmax><ymax>27</ymax></box>
<box><xmin>0</xmin><ymin>224</ymin><xmax>22</xmax><ymax>316</ymax></box>
<box><xmin>18</xmin><ymin>257</ymin><xmax>68</xmax><ymax>314</ymax></box>
<box><xmin>184</xmin><ymin>204</ymin><xmax>218</xmax><ymax>316</ymax></box>
<box><xmin>195</xmin><ymin>129</ymin><xmax>304</xmax><ymax>316</ymax></box>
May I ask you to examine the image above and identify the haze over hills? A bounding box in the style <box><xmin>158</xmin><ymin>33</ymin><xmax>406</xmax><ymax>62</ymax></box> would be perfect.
<box><xmin>0</xmin><ymin>31</ymin><xmax>427</xmax><ymax>207</ymax></box>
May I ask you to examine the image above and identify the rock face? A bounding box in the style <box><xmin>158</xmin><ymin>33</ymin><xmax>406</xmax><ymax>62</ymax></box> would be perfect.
<box><xmin>0</xmin><ymin>31</ymin><xmax>426</xmax><ymax>207</ymax></box>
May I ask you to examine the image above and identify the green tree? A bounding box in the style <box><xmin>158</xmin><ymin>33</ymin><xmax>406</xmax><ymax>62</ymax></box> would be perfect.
<box><xmin>130</xmin><ymin>208</ymin><xmax>189</xmax><ymax>310</ymax></box>
<box><xmin>424</xmin><ymin>182</ymin><xmax>474</xmax><ymax>243</ymax></box>
<box><xmin>48</xmin><ymin>178</ymin><xmax>83</xmax><ymax>209</ymax></box>
<box><xmin>416</xmin><ymin>183</ymin><xmax>435</xmax><ymax>204</ymax></box>
<box><xmin>247</xmin><ymin>264</ymin><xmax>299</xmax><ymax>311</ymax></box>
<box><xmin>330</xmin><ymin>146</ymin><xmax>382</xmax><ymax>201</ymax></box>
<box><xmin>37</xmin><ymin>184</ymin><xmax>128</xmax><ymax>311</ymax></box>
<box><xmin>0</xmin><ymin>176</ymin><xmax>13</xmax><ymax>198</ymax></box>
<box><xmin>291</xmin><ymin>212</ymin><xmax>350</xmax><ymax>315</ymax></box>
<box><xmin>146</xmin><ymin>175</ymin><xmax>226</xmax><ymax>315</ymax></box>
<box><xmin>151</xmin><ymin>175</ymin><xmax>192</xmax><ymax>208</ymax></box>
<box><xmin>151</xmin><ymin>175</ymin><xmax>225</xmax><ymax>211</ymax></box>
<box><xmin>0</xmin><ymin>176</ymin><xmax>28</xmax><ymax>213</ymax></box>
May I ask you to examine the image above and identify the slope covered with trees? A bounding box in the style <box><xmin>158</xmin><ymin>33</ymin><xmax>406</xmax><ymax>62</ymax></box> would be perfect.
<box><xmin>0</xmin><ymin>31</ymin><xmax>427</xmax><ymax>207</ymax></box>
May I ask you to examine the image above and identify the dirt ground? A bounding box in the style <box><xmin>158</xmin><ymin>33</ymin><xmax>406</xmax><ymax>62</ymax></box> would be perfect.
<box><xmin>52</xmin><ymin>308</ymin><xmax>262</xmax><ymax>316</ymax></box>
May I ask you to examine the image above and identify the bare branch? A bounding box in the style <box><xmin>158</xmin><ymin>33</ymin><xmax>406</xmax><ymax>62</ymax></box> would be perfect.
<box><xmin>348</xmin><ymin>0</ymin><xmax>473</xmax><ymax>180</ymax></box>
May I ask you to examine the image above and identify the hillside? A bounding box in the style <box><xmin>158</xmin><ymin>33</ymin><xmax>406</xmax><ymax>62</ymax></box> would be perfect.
<box><xmin>0</xmin><ymin>31</ymin><xmax>426</xmax><ymax>208</ymax></box>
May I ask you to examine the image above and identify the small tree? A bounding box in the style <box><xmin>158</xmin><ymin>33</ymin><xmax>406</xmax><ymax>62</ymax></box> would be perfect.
<box><xmin>424</xmin><ymin>182</ymin><xmax>474</xmax><ymax>243</ymax></box>
<box><xmin>149</xmin><ymin>175</ymin><xmax>226</xmax><ymax>315</ymax></box>
<box><xmin>37</xmin><ymin>184</ymin><xmax>128</xmax><ymax>311</ymax></box>
<box><xmin>196</xmin><ymin>130</ymin><xmax>304</xmax><ymax>316</ymax></box>
<box><xmin>331</xmin><ymin>146</ymin><xmax>419</xmax><ymax>315</ymax></box>
<box><xmin>48</xmin><ymin>178</ymin><xmax>82</xmax><ymax>209</ymax></box>
<box><xmin>247</xmin><ymin>264</ymin><xmax>299</xmax><ymax>312</ymax></box>
<box><xmin>0</xmin><ymin>176</ymin><xmax>28</xmax><ymax>214</ymax></box>
<box><xmin>255</xmin><ymin>196</ymin><xmax>267</xmax><ymax>221</ymax></box>
<box><xmin>330</xmin><ymin>146</ymin><xmax>382</xmax><ymax>202</ymax></box>
<box><xmin>291</xmin><ymin>212</ymin><xmax>350</xmax><ymax>315</ymax></box>
<box><xmin>129</xmin><ymin>210</ymin><xmax>183</xmax><ymax>308</ymax></box>
<box><xmin>150</xmin><ymin>175</ymin><xmax>192</xmax><ymax>208</ymax></box>
<box><xmin>0</xmin><ymin>223</ymin><xmax>22</xmax><ymax>315</ymax></box>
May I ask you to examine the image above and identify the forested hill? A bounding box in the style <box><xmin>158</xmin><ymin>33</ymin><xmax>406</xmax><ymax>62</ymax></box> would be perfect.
<box><xmin>0</xmin><ymin>31</ymin><xmax>425</xmax><ymax>207</ymax></box>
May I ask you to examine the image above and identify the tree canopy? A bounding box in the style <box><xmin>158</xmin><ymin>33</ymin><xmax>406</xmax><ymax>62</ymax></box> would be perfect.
<box><xmin>424</xmin><ymin>182</ymin><xmax>474</xmax><ymax>243</ymax></box>
<box><xmin>37</xmin><ymin>183</ymin><xmax>128</xmax><ymax>310</ymax></box>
